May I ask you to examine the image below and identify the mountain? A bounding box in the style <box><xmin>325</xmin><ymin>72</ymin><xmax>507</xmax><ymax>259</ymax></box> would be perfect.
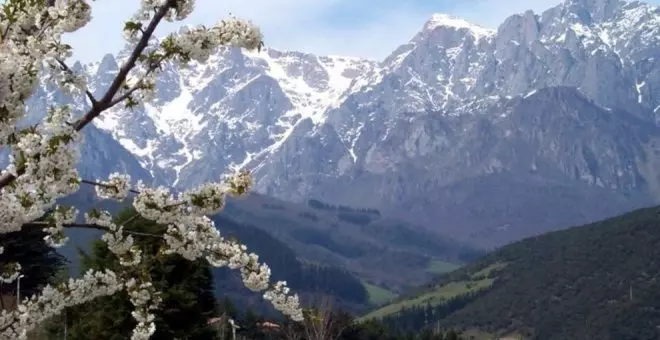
<box><xmin>23</xmin><ymin>0</ymin><xmax>660</xmax><ymax>247</ymax></box>
<box><xmin>255</xmin><ymin>0</ymin><xmax>660</xmax><ymax>246</ymax></box>
<box><xmin>78</xmin><ymin>48</ymin><xmax>375</xmax><ymax>187</ymax></box>
<box><xmin>10</xmin><ymin>61</ymin><xmax>483</xmax><ymax>312</ymax></box>
<box><xmin>361</xmin><ymin>205</ymin><xmax>660</xmax><ymax>339</ymax></box>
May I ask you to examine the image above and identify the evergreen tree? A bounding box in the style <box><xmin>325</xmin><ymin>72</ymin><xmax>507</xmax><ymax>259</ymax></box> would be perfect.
<box><xmin>0</xmin><ymin>226</ymin><xmax>66</xmax><ymax>308</ymax></box>
<box><xmin>55</xmin><ymin>208</ymin><xmax>218</xmax><ymax>340</ymax></box>
<box><xmin>444</xmin><ymin>330</ymin><xmax>460</xmax><ymax>340</ymax></box>
<box><xmin>240</xmin><ymin>307</ymin><xmax>266</xmax><ymax>339</ymax></box>
<box><xmin>217</xmin><ymin>296</ymin><xmax>239</xmax><ymax>319</ymax></box>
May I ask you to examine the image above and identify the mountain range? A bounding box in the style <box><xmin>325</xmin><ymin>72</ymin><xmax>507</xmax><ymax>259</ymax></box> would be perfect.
<box><xmin>15</xmin><ymin>0</ymin><xmax>660</xmax><ymax>247</ymax></box>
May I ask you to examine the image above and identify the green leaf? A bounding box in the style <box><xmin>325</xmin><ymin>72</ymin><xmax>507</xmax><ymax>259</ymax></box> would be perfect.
<box><xmin>123</xmin><ymin>21</ymin><xmax>142</xmax><ymax>32</ymax></box>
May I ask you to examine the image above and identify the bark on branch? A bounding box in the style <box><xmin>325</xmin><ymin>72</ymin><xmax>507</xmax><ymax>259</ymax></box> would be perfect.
<box><xmin>0</xmin><ymin>0</ymin><xmax>177</xmax><ymax>190</ymax></box>
<box><xmin>22</xmin><ymin>221</ymin><xmax>162</xmax><ymax>238</ymax></box>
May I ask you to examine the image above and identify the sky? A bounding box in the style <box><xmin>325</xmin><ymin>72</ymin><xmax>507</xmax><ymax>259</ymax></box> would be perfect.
<box><xmin>63</xmin><ymin>0</ymin><xmax>656</xmax><ymax>64</ymax></box>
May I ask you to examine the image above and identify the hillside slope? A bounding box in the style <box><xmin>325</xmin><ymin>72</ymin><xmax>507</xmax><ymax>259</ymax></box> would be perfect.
<box><xmin>364</xmin><ymin>205</ymin><xmax>660</xmax><ymax>339</ymax></box>
<box><xmin>57</xmin><ymin>190</ymin><xmax>478</xmax><ymax>311</ymax></box>
<box><xmin>221</xmin><ymin>194</ymin><xmax>483</xmax><ymax>291</ymax></box>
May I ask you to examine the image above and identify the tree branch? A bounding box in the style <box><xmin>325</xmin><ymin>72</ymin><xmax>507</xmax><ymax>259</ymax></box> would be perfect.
<box><xmin>117</xmin><ymin>213</ymin><xmax>141</xmax><ymax>228</ymax></box>
<box><xmin>78</xmin><ymin>178</ymin><xmax>189</xmax><ymax>210</ymax></box>
<box><xmin>22</xmin><ymin>222</ymin><xmax>162</xmax><ymax>238</ymax></box>
<box><xmin>54</xmin><ymin>58</ymin><xmax>98</xmax><ymax>105</ymax></box>
<box><xmin>106</xmin><ymin>84</ymin><xmax>141</xmax><ymax>108</ymax></box>
<box><xmin>80</xmin><ymin>179</ymin><xmax>140</xmax><ymax>195</ymax></box>
<box><xmin>0</xmin><ymin>0</ymin><xmax>176</xmax><ymax>190</ymax></box>
<box><xmin>107</xmin><ymin>51</ymin><xmax>173</xmax><ymax>107</ymax></box>
<box><xmin>74</xmin><ymin>0</ymin><xmax>176</xmax><ymax>127</ymax></box>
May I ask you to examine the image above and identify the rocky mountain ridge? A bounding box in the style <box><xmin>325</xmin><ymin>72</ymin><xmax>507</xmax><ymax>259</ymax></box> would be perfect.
<box><xmin>83</xmin><ymin>48</ymin><xmax>376</xmax><ymax>186</ymax></box>
<box><xmin>20</xmin><ymin>0</ymin><xmax>660</xmax><ymax>246</ymax></box>
<box><xmin>252</xmin><ymin>0</ymin><xmax>660</xmax><ymax>244</ymax></box>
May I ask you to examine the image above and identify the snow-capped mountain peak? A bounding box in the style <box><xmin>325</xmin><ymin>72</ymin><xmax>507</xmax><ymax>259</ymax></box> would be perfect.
<box><xmin>76</xmin><ymin>45</ymin><xmax>376</xmax><ymax>186</ymax></box>
<box><xmin>424</xmin><ymin>13</ymin><xmax>495</xmax><ymax>39</ymax></box>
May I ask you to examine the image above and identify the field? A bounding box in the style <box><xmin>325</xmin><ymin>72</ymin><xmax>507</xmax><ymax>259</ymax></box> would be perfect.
<box><xmin>359</xmin><ymin>262</ymin><xmax>507</xmax><ymax>321</ymax></box>
<box><xmin>362</xmin><ymin>281</ymin><xmax>398</xmax><ymax>306</ymax></box>
<box><xmin>426</xmin><ymin>259</ymin><xmax>461</xmax><ymax>274</ymax></box>
<box><xmin>359</xmin><ymin>279</ymin><xmax>493</xmax><ymax>320</ymax></box>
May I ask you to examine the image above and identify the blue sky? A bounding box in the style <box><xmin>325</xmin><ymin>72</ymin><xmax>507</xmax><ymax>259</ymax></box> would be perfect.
<box><xmin>62</xmin><ymin>0</ymin><xmax>656</xmax><ymax>63</ymax></box>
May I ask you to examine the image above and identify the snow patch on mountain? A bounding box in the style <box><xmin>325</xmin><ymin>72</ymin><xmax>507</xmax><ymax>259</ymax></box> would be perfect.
<box><xmin>79</xmin><ymin>46</ymin><xmax>375</xmax><ymax>185</ymax></box>
<box><xmin>425</xmin><ymin>13</ymin><xmax>495</xmax><ymax>39</ymax></box>
<box><xmin>24</xmin><ymin>0</ymin><xmax>660</xmax><ymax>220</ymax></box>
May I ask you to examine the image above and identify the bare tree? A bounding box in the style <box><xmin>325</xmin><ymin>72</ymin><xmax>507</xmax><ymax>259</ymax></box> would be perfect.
<box><xmin>282</xmin><ymin>318</ymin><xmax>303</xmax><ymax>340</ymax></box>
<box><xmin>302</xmin><ymin>295</ymin><xmax>349</xmax><ymax>340</ymax></box>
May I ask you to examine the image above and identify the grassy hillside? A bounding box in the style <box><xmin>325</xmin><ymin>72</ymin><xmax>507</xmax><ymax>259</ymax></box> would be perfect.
<box><xmin>361</xmin><ymin>205</ymin><xmax>660</xmax><ymax>340</ymax></box>
<box><xmin>209</xmin><ymin>213</ymin><xmax>372</xmax><ymax>316</ymax></box>
<box><xmin>426</xmin><ymin>260</ymin><xmax>462</xmax><ymax>275</ymax></box>
<box><xmin>363</xmin><ymin>280</ymin><xmax>398</xmax><ymax>306</ymax></box>
<box><xmin>223</xmin><ymin>194</ymin><xmax>481</xmax><ymax>291</ymax></box>
<box><xmin>361</xmin><ymin>263</ymin><xmax>503</xmax><ymax>321</ymax></box>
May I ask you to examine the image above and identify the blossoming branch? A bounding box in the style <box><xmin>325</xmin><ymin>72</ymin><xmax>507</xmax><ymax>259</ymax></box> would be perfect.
<box><xmin>0</xmin><ymin>0</ymin><xmax>303</xmax><ymax>339</ymax></box>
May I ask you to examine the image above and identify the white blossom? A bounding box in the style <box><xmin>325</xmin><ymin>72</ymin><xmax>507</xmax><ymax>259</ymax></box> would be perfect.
<box><xmin>0</xmin><ymin>262</ymin><xmax>21</xmax><ymax>284</ymax></box>
<box><xmin>87</xmin><ymin>209</ymin><xmax>144</xmax><ymax>267</ymax></box>
<box><xmin>47</xmin><ymin>61</ymin><xmax>88</xmax><ymax>97</ymax></box>
<box><xmin>164</xmin><ymin>17</ymin><xmax>263</xmax><ymax>64</ymax></box>
<box><xmin>95</xmin><ymin>173</ymin><xmax>132</xmax><ymax>201</ymax></box>
<box><xmin>126</xmin><ymin>278</ymin><xmax>161</xmax><ymax>340</ymax></box>
<box><xmin>0</xmin><ymin>0</ymin><xmax>303</xmax><ymax>337</ymax></box>
<box><xmin>43</xmin><ymin>205</ymin><xmax>78</xmax><ymax>248</ymax></box>
<box><xmin>0</xmin><ymin>269</ymin><xmax>123</xmax><ymax>338</ymax></box>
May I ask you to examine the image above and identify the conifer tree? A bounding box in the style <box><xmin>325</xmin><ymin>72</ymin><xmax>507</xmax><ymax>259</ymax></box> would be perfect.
<box><xmin>0</xmin><ymin>226</ymin><xmax>66</xmax><ymax>308</ymax></box>
<box><xmin>58</xmin><ymin>208</ymin><xmax>218</xmax><ymax>340</ymax></box>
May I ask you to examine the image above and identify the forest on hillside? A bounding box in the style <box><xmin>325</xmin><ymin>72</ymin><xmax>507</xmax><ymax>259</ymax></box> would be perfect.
<box><xmin>364</xmin><ymin>205</ymin><xmax>660</xmax><ymax>340</ymax></box>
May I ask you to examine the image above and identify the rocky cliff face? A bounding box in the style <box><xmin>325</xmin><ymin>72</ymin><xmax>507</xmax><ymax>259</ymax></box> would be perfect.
<box><xmin>21</xmin><ymin>0</ymin><xmax>660</xmax><ymax>246</ymax></box>
<box><xmin>84</xmin><ymin>48</ymin><xmax>375</xmax><ymax>187</ymax></box>
<box><xmin>252</xmin><ymin>0</ymin><xmax>660</xmax><ymax>245</ymax></box>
